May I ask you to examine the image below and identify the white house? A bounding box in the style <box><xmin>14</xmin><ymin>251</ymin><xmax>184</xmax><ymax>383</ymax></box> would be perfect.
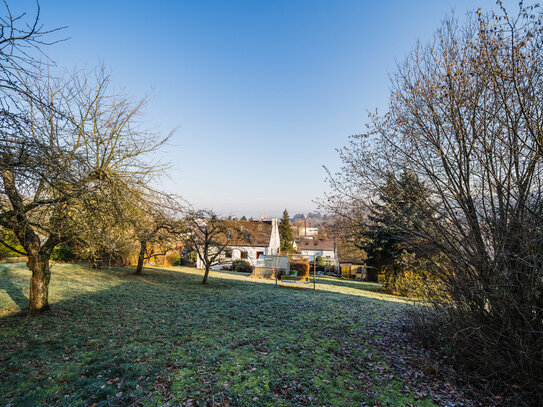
<box><xmin>296</xmin><ymin>238</ymin><xmax>338</xmax><ymax>266</ymax></box>
<box><xmin>196</xmin><ymin>219</ymin><xmax>280</xmax><ymax>270</ymax></box>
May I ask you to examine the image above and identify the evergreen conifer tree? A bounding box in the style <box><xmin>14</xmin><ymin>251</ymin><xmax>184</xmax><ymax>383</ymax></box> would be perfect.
<box><xmin>363</xmin><ymin>170</ymin><xmax>435</xmax><ymax>291</ymax></box>
<box><xmin>279</xmin><ymin>209</ymin><xmax>294</xmax><ymax>253</ymax></box>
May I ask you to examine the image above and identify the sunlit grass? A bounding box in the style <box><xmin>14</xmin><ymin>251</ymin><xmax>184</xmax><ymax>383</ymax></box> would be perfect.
<box><xmin>0</xmin><ymin>262</ymin><xmax>431</xmax><ymax>406</ymax></box>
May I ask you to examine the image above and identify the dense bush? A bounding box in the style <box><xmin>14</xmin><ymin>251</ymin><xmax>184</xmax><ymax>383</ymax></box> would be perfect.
<box><xmin>315</xmin><ymin>256</ymin><xmax>324</xmax><ymax>267</ymax></box>
<box><xmin>231</xmin><ymin>260</ymin><xmax>253</xmax><ymax>273</ymax></box>
<box><xmin>164</xmin><ymin>252</ymin><xmax>180</xmax><ymax>266</ymax></box>
<box><xmin>380</xmin><ymin>269</ymin><xmax>434</xmax><ymax>297</ymax></box>
<box><xmin>74</xmin><ymin>229</ymin><xmax>137</xmax><ymax>269</ymax></box>
<box><xmin>290</xmin><ymin>259</ymin><xmax>309</xmax><ymax>277</ymax></box>
<box><xmin>187</xmin><ymin>251</ymin><xmax>197</xmax><ymax>263</ymax></box>
<box><xmin>310</xmin><ymin>256</ymin><xmax>325</xmax><ymax>272</ymax></box>
<box><xmin>50</xmin><ymin>244</ymin><xmax>74</xmax><ymax>262</ymax></box>
<box><xmin>378</xmin><ymin>252</ymin><xmax>440</xmax><ymax>298</ymax></box>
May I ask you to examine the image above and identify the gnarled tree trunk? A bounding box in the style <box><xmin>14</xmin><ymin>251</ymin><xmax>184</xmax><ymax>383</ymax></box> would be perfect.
<box><xmin>2</xmin><ymin>169</ymin><xmax>53</xmax><ymax>312</ymax></box>
<box><xmin>20</xmin><ymin>230</ymin><xmax>54</xmax><ymax>312</ymax></box>
<box><xmin>27</xmin><ymin>250</ymin><xmax>51</xmax><ymax>312</ymax></box>
<box><xmin>135</xmin><ymin>239</ymin><xmax>147</xmax><ymax>275</ymax></box>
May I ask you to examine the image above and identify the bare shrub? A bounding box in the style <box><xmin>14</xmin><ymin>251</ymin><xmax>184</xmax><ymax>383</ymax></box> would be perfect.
<box><xmin>324</xmin><ymin>3</ymin><xmax>543</xmax><ymax>402</ymax></box>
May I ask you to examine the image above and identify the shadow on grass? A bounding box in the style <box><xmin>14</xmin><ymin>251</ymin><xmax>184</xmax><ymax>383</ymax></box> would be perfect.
<box><xmin>0</xmin><ymin>265</ymin><xmax>28</xmax><ymax>311</ymax></box>
<box><xmin>0</xmin><ymin>264</ymin><xmax>409</xmax><ymax>406</ymax></box>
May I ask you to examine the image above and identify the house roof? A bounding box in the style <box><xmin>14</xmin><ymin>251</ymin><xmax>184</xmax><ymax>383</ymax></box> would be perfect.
<box><xmin>298</xmin><ymin>238</ymin><xmax>335</xmax><ymax>251</ymax></box>
<box><xmin>224</xmin><ymin>220</ymin><xmax>273</xmax><ymax>247</ymax></box>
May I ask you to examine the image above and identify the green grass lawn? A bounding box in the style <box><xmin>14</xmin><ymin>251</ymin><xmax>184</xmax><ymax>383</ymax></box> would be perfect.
<box><xmin>0</xmin><ymin>261</ymin><xmax>435</xmax><ymax>406</ymax></box>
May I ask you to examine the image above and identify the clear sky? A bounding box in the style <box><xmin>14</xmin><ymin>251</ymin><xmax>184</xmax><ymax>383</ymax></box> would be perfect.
<box><xmin>30</xmin><ymin>0</ymin><xmax>517</xmax><ymax>218</ymax></box>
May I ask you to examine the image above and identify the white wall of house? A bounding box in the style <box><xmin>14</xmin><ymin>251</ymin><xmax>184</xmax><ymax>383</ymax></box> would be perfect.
<box><xmin>229</xmin><ymin>245</ymin><xmax>269</xmax><ymax>266</ymax></box>
<box><xmin>196</xmin><ymin>245</ymin><xmax>269</xmax><ymax>270</ymax></box>
<box><xmin>195</xmin><ymin>218</ymin><xmax>280</xmax><ymax>270</ymax></box>
<box><xmin>300</xmin><ymin>249</ymin><xmax>335</xmax><ymax>258</ymax></box>
<box><xmin>269</xmin><ymin>218</ymin><xmax>280</xmax><ymax>254</ymax></box>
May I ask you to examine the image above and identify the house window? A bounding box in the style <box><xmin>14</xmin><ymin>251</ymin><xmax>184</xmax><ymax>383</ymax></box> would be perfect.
<box><xmin>225</xmin><ymin>249</ymin><xmax>232</xmax><ymax>259</ymax></box>
<box><xmin>227</xmin><ymin>232</ymin><xmax>233</xmax><ymax>238</ymax></box>
<box><xmin>256</xmin><ymin>251</ymin><xmax>264</xmax><ymax>259</ymax></box>
<box><xmin>241</xmin><ymin>251</ymin><xmax>248</xmax><ymax>259</ymax></box>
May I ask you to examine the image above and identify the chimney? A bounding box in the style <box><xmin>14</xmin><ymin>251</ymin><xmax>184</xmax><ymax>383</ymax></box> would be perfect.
<box><xmin>271</xmin><ymin>218</ymin><xmax>279</xmax><ymax>253</ymax></box>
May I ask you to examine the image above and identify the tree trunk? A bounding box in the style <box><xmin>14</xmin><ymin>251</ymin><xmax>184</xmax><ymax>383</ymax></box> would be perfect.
<box><xmin>2</xmin><ymin>169</ymin><xmax>51</xmax><ymax>312</ymax></box>
<box><xmin>27</xmin><ymin>250</ymin><xmax>51</xmax><ymax>312</ymax></box>
<box><xmin>202</xmin><ymin>266</ymin><xmax>210</xmax><ymax>284</ymax></box>
<box><xmin>135</xmin><ymin>240</ymin><xmax>147</xmax><ymax>275</ymax></box>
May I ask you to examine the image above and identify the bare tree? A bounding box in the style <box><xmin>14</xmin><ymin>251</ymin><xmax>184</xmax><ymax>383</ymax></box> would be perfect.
<box><xmin>68</xmin><ymin>194</ymin><xmax>138</xmax><ymax>269</ymax></box>
<box><xmin>324</xmin><ymin>3</ymin><xmax>543</xmax><ymax>399</ymax></box>
<box><xmin>0</xmin><ymin>2</ymin><xmax>64</xmax><ymax>93</ymax></box>
<box><xmin>183</xmin><ymin>209</ymin><xmax>244</xmax><ymax>284</ymax></box>
<box><xmin>0</xmin><ymin>65</ymin><xmax>169</xmax><ymax>312</ymax></box>
<box><xmin>127</xmin><ymin>192</ymin><xmax>185</xmax><ymax>275</ymax></box>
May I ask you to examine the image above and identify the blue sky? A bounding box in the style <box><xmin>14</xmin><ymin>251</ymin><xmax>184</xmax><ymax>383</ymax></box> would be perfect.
<box><xmin>32</xmin><ymin>0</ymin><xmax>516</xmax><ymax>217</ymax></box>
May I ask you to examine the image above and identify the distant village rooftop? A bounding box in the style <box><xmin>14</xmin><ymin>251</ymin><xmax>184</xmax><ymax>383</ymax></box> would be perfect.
<box><xmin>297</xmin><ymin>238</ymin><xmax>335</xmax><ymax>251</ymax></box>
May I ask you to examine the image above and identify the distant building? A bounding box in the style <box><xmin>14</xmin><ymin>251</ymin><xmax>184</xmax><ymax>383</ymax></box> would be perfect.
<box><xmin>294</xmin><ymin>226</ymin><xmax>319</xmax><ymax>237</ymax></box>
<box><xmin>196</xmin><ymin>219</ymin><xmax>280</xmax><ymax>270</ymax></box>
<box><xmin>294</xmin><ymin>238</ymin><xmax>338</xmax><ymax>266</ymax></box>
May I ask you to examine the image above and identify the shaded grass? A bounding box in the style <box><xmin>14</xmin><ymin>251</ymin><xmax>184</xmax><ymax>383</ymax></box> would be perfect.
<box><xmin>0</xmin><ymin>262</ymin><xmax>433</xmax><ymax>406</ymax></box>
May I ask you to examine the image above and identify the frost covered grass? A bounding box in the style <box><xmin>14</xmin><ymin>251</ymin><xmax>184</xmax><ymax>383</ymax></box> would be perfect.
<box><xmin>0</xmin><ymin>262</ymin><xmax>435</xmax><ymax>406</ymax></box>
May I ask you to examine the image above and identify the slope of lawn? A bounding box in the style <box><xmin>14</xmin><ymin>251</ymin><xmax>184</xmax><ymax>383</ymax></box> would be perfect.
<box><xmin>0</xmin><ymin>261</ymin><xmax>435</xmax><ymax>406</ymax></box>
